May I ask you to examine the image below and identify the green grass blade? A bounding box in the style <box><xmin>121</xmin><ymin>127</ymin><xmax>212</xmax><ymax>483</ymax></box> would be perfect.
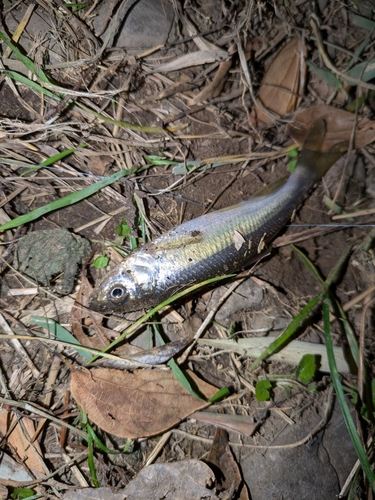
<box><xmin>307</xmin><ymin>60</ymin><xmax>343</xmax><ymax>89</ymax></box>
<box><xmin>87</xmin><ymin>427</ymin><xmax>100</xmax><ymax>487</ymax></box>
<box><xmin>169</xmin><ymin>358</ymin><xmax>205</xmax><ymax>400</ymax></box>
<box><xmin>40</xmin><ymin>146</ymin><xmax>85</xmax><ymax>165</ymax></box>
<box><xmin>350</xmin><ymin>13</ymin><xmax>375</xmax><ymax>32</ymax></box>
<box><xmin>323</xmin><ymin>295</ymin><xmax>375</xmax><ymax>491</ymax></box>
<box><xmin>249</xmin><ymin>246</ymin><xmax>352</xmax><ymax>371</ymax></box>
<box><xmin>208</xmin><ymin>386</ymin><xmax>230</xmax><ymax>403</ymax></box>
<box><xmin>0</xmin><ymin>169</ymin><xmax>134</xmax><ymax>232</ymax></box>
<box><xmin>153</xmin><ymin>322</ymin><xmax>229</xmax><ymax>402</ymax></box>
<box><xmin>291</xmin><ymin>245</ymin><xmax>324</xmax><ymax>283</ymax></box>
<box><xmin>292</xmin><ymin>245</ymin><xmax>359</xmax><ymax>366</ymax></box>
<box><xmin>346</xmin><ymin>59</ymin><xmax>375</xmax><ymax>85</ymax></box>
<box><xmin>332</xmin><ymin>304</ymin><xmax>359</xmax><ymax>366</ymax></box>
<box><xmin>77</xmin><ymin>103</ymin><xmax>164</xmax><ymax>134</ymax></box>
<box><xmin>324</xmin><ymin>246</ymin><xmax>352</xmax><ymax>287</ymax></box>
<box><xmin>152</xmin><ymin>321</ymin><xmax>204</xmax><ymax>400</ymax></box>
<box><xmin>0</xmin><ymin>69</ymin><xmax>61</xmax><ymax>100</ymax></box>
<box><xmin>0</xmin><ymin>32</ymin><xmax>50</xmax><ymax>83</ymax></box>
<box><xmin>21</xmin><ymin>145</ymin><xmax>86</xmax><ymax>175</ymax></box>
<box><xmin>248</xmin><ymin>290</ymin><xmax>325</xmax><ymax>372</ymax></box>
<box><xmin>87</xmin><ymin>422</ymin><xmax>127</xmax><ymax>455</ymax></box>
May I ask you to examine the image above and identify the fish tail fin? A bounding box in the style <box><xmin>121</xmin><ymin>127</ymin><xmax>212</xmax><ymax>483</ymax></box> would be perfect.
<box><xmin>297</xmin><ymin>119</ymin><xmax>347</xmax><ymax>181</ymax></box>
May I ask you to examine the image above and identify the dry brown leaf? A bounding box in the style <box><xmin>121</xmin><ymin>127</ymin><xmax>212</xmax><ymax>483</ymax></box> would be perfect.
<box><xmin>71</xmin><ymin>368</ymin><xmax>217</xmax><ymax>438</ymax></box>
<box><xmin>191</xmin><ymin>57</ymin><xmax>232</xmax><ymax>104</ymax></box>
<box><xmin>251</xmin><ymin>37</ymin><xmax>306</xmax><ymax>126</ymax></box>
<box><xmin>0</xmin><ymin>409</ymin><xmax>44</xmax><ymax>475</ymax></box>
<box><xmin>287</xmin><ymin>104</ymin><xmax>375</xmax><ymax>150</ymax></box>
<box><xmin>207</xmin><ymin>428</ymin><xmax>250</xmax><ymax>500</ymax></box>
<box><xmin>191</xmin><ymin>44</ymin><xmax>236</xmax><ymax>104</ymax></box>
<box><xmin>189</xmin><ymin>411</ymin><xmax>258</xmax><ymax>436</ymax></box>
<box><xmin>123</xmin><ymin>459</ymin><xmax>219</xmax><ymax>500</ymax></box>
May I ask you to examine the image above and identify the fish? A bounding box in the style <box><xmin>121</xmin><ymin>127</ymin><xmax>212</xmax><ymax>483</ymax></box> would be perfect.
<box><xmin>89</xmin><ymin>120</ymin><xmax>345</xmax><ymax>315</ymax></box>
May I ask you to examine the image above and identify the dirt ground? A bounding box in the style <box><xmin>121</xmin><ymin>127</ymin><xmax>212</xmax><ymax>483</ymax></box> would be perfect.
<box><xmin>0</xmin><ymin>0</ymin><xmax>374</xmax><ymax>499</ymax></box>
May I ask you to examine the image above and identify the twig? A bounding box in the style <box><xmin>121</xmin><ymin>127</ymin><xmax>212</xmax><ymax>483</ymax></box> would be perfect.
<box><xmin>145</xmin><ymin>431</ymin><xmax>172</xmax><ymax>466</ymax></box>
<box><xmin>0</xmin><ymin>312</ymin><xmax>40</xmax><ymax>378</ymax></box>
<box><xmin>0</xmin><ymin>396</ymin><xmax>87</xmax><ymax>438</ymax></box>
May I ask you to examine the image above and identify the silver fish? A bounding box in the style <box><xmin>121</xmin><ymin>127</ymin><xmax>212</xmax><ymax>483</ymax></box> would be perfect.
<box><xmin>89</xmin><ymin>120</ymin><xmax>344</xmax><ymax>315</ymax></box>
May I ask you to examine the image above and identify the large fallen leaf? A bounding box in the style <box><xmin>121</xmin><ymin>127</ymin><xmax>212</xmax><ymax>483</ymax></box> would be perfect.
<box><xmin>251</xmin><ymin>37</ymin><xmax>306</xmax><ymax>126</ymax></box>
<box><xmin>71</xmin><ymin>368</ymin><xmax>217</xmax><ymax>438</ymax></box>
<box><xmin>207</xmin><ymin>428</ymin><xmax>250</xmax><ymax>500</ymax></box>
<box><xmin>62</xmin><ymin>461</ymin><xmax>219</xmax><ymax>500</ymax></box>
<box><xmin>123</xmin><ymin>460</ymin><xmax>219</xmax><ymax>500</ymax></box>
<box><xmin>287</xmin><ymin>104</ymin><xmax>375</xmax><ymax>150</ymax></box>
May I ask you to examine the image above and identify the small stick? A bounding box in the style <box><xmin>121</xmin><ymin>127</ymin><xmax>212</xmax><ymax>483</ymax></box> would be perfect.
<box><xmin>0</xmin><ymin>312</ymin><xmax>40</xmax><ymax>378</ymax></box>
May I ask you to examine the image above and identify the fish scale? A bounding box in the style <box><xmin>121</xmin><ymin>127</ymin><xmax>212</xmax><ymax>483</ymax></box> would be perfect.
<box><xmin>89</xmin><ymin>120</ymin><xmax>345</xmax><ymax>315</ymax></box>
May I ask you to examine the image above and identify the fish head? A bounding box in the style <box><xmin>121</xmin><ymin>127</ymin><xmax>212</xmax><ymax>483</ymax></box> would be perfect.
<box><xmin>89</xmin><ymin>254</ymin><xmax>157</xmax><ymax>314</ymax></box>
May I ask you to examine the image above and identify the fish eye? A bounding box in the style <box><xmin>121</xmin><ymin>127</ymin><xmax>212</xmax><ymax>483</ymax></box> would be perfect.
<box><xmin>109</xmin><ymin>286</ymin><xmax>128</xmax><ymax>303</ymax></box>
